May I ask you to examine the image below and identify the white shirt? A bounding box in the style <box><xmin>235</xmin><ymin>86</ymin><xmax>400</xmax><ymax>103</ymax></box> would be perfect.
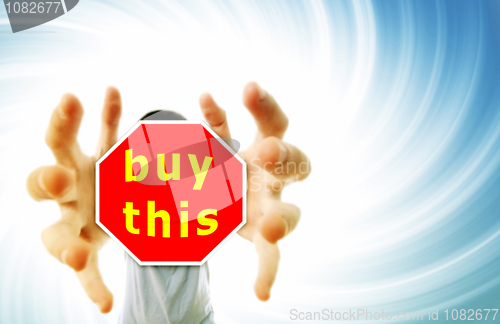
<box><xmin>118</xmin><ymin>254</ymin><xmax>214</xmax><ymax>324</ymax></box>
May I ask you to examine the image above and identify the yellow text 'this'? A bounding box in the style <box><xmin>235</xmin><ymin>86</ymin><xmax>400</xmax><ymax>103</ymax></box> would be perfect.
<box><xmin>123</xmin><ymin>201</ymin><xmax>218</xmax><ymax>237</ymax></box>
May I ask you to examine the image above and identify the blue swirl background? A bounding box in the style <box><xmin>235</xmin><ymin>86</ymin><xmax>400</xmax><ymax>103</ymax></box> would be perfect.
<box><xmin>1</xmin><ymin>0</ymin><xmax>500</xmax><ymax>323</ymax></box>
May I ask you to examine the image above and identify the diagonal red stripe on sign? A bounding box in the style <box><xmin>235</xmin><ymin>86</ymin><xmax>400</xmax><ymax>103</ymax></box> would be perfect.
<box><xmin>203</xmin><ymin>128</ymin><xmax>235</xmax><ymax>204</ymax></box>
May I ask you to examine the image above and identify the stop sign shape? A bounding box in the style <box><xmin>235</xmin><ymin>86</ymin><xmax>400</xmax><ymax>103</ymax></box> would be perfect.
<box><xmin>96</xmin><ymin>121</ymin><xmax>246</xmax><ymax>265</ymax></box>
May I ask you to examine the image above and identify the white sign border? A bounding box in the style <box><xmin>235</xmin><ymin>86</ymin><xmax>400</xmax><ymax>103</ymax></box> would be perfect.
<box><xmin>95</xmin><ymin>120</ymin><xmax>247</xmax><ymax>266</ymax></box>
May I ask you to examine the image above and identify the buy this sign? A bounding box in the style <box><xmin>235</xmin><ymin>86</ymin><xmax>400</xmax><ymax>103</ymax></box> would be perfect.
<box><xmin>96</xmin><ymin>121</ymin><xmax>246</xmax><ymax>265</ymax></box>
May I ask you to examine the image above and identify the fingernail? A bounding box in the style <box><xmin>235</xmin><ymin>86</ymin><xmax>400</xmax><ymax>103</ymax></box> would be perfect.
<box><xmin>37</xmin><ymin>168</ymin><xmax>53</xmax><ymax>198</ymax></box>
<box><xmin>257</xmin><ymin>84</ymin><xmax>267</xmax><ymax>100</ymax></box>
<box><xmin>61</xmin><ymin>249</ymin><xmax>68</xmax><ymax>264</ymax></box>
<box><xmin>277</xmin><ymin>141</ymin><xmax>287</xmax><ymax>162</ymax></box>
<box><xmin>57</xmin><ymin>104</ymin><xmax>66</xmax><ymax>119</ymax></box>
<box><xmin>38</xmin><ymin>169</ymin><xmax>46</xmax><ymax>191</ymax></box>
<box><xmin>281</xmin><ymin>216</ymin><xmax>289</xmax><ymax>236</ymax></box>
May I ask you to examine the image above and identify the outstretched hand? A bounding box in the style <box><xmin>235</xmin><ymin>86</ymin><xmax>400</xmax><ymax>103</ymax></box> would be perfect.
<box><xmin>26</xmin><ymin>88</ymin><xmax>122</xmax><ymax>313</ymax></box>
<box><xmin>199</xmin><ymin>82</ymin><xmax>311</xmax><ymax>301</ymax></box>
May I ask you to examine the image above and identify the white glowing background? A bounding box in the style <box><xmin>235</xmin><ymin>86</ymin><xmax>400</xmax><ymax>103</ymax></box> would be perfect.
<box><xmin>1</xmin><ymin>0</ymin><xmax>500</xmax><ymax>323</ymax></box>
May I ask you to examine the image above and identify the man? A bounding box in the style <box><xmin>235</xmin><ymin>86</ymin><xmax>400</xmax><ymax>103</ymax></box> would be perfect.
<box><xmin>26</xmin><ymin>82</ymin><xmax>311</xmax><ymax>323</ymax></box>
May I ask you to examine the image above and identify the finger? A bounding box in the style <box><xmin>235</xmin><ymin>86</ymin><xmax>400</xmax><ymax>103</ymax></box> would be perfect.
<box><xmin>243</xmin><ymin>81</ymin><xmax>288</xmax><ymax>139</ymax></box>
<box><xmin>259</xmin><ymin>200</ymin><xmax>301</xmax><ymax>244</ymax></box>
<box><xmin>45</xmin><ymin>93</ymin><xmax>84</xmax><ymax>168</ymax></box>
<box><xmin>255</xmin><ymin>136</ymin><xmax>311</xmax><ymax>181</ymax></box>
<box><xmin>41</xmin><ymin>215</ymin><xmax>91</xmax><ymax>272</ymax></box>
<box><xmin>253</xmin><ymin>231</ymin><xmax>280</xmax><ymax>301</ymax></box>
<box><xmin>26</xmin><ymin>165</ymin><xmax>76</xmax><ymax>203</ymax></box>
<box><xmin>199</xmin><ymin>92</ymin><xmax>232</xmax><ymax>139</ymax></box>
<box><xmin>76</xmin><ymin>252</ymin><xmax>113</xmax><ymax>313</ymax></box>
<box><xmin>96</xmin><ymin>87</ymin><xmax>122</xmax><ymax>157</ymax></box>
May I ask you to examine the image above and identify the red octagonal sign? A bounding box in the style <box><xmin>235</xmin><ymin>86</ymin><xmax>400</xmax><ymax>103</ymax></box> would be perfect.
<box><xmin>96</xmin><ymin>121</ymin><xmax>246</xmax><ymax>265</ymax></box>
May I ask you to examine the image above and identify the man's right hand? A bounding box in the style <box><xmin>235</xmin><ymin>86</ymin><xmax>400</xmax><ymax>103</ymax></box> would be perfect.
<box><xmin>26</xmin><ymin>87</ymin><xmax>123</xmax><ymax>313</ymax></box>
